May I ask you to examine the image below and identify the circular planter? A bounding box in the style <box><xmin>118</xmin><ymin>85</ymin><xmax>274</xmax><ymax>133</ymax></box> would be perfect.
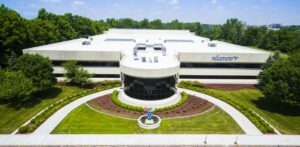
<box><xmin>138</xmin><ymin>115</ymin><xmax>161</xmax><ymax>129</ymax></box>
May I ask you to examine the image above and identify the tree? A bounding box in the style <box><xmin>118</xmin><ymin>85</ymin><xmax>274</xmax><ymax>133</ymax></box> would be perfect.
<box><xmin>63</xmin><ymin>61</ymin><xmax>92</xmax><ymax>85</ymax></box>
<box><xmin>37</xmin><ymin>8</ymin><xmax>77</xmax><ymax>41</ymax></box>
<box><xmin>0</xmin><ymin>5</ymin><xmax>30</xmax><ymax>66</ymax></box>
<box><xmin>149</xmin><ymin>19</ymin><xmax>164</xmax><ymax>29</ymax></box>
<box><xmin>14</xmin><ymin>54</ymin><xmax>56</xmax><ymax>91</ymax></box>
<box><xmin>221</xmin><ymin>18</ymin><xmax>244</xmax><ymax>44</ymax></box>
<box><xmin>0</xmin><ymin>69</ymin><xmax>34</xmax><ymax>101</ymax></box>
<box><xmin>258</xmin><ymin>50</ymin><xmax>300</xmax><ymax>108</ymax></box>
<box><xmin>139</xmin><ymin>18</ymin><xmax>149</xmax><ymax>28</ymax></box>
<box><xmin>169</xmin><ymin>20</ymin><xmax>183</xmax><ymax>30</ymax></box>
<box><xmin>261</xmin><ymin>50</ymin><xmax>280</xmax><ymax>70</ymax></box>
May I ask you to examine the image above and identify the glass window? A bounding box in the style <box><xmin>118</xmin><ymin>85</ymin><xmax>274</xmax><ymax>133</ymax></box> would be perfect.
<box><xmin>123</xmin><ymin>74</ymin><xmax>177</xmax><ymax>100</ymax></box>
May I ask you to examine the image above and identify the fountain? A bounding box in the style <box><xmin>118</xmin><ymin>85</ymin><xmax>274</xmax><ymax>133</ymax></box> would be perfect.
<box><xmin>138</xmin><ymin>108</ymin><xmax>161</xmax><ymax>129</ymax></box>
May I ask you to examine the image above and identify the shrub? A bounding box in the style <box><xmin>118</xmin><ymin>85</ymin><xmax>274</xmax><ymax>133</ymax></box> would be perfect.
<box><xmin>18</xmin><ymin>126</ymin><xmax>29</xmax><ymax>133</ymax></box>
<box><xmin>0</xmin><ymin>69</ymin><xmax>34</xmax><ymax>101</ymax></box>
<box><xmin>154</xmin><ymin>92</ymin><xmax>188</xmax><ymax>112</ymax></box>
<box><xmin>111</xmin><ymin>90</ymin><xmax>144</xmax><ymax>112</ymax></box>
<box><xmin>14</xmin><ymin>54</ymin><xmax>56</xmax><ymax>91</ymax></box>
<box><xmin>63</xmin><ymin>60</ymin><xmax>92</xmax><ymax>85</ymax></box>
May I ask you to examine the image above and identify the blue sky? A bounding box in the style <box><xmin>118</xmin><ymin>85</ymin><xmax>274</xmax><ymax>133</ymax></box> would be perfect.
<box><xmin>1</xmin><ymin>0</ymin><xmax>299</xmax><ymax>25</ymax></box>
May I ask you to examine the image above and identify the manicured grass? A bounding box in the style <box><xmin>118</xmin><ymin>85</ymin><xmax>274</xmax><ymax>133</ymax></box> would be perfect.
<box><xmin>0</xmin><ymin>85</ymin><xmax>86</xmax><ymax>134</ymax></box>
<box><xmin>202</xmin><ymin>88</ymin><xmax>300</xmax><ymax>134</ymax></box>
<box><xmin>52</xmin><ymin>104</ymin><xmax>244</xmax><ymax>134</ymax></box>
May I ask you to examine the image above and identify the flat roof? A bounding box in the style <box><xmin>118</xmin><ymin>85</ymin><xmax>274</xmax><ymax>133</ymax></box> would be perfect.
<box><xmin>24</xmin><ymin>28</ymin><xmax>268</xmax><ymax>54</ymax></box>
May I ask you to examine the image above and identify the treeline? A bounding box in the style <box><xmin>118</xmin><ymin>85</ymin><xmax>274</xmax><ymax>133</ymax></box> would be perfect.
<box><xmin>1</xmin><ymin>4</ymin><xmax>300</xmax><ymax>67</ymax></box>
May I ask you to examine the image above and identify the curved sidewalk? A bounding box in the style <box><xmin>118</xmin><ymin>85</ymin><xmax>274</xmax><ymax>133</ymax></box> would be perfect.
<box><xmin>33</xmin><ymin>87</ymin><xmax>261</xmax><ymax>135</ymax></box>
<box><xmin>32</xmin><ymin>88</ymin><xmax>119</xmax><ymax>134</ymax></box>
<box><xmin>179</xmin><ymin>88</ymin><xmax>262</xmax><ymax>135</ymax></box>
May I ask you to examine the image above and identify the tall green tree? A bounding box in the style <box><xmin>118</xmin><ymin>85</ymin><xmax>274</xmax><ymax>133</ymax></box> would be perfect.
<box><xmin>221</xmin><ymin>18</ymin><xmax>244</xmax><ymax>44</ymax></box>
<box><xmin>37</xmin><ymin>8</ymin><xmax>77</xmax><ymax>41</ymax></box>
<box><xmin>0</xmin><ymin>5</ymin><xmax>30</xmax><ymax>66</ymax></box>
<box><xmin>149</xmin><ymin>19</ymin><xmax>164</xmax><ymax>29</ymax></box>
<box><xmin>14</xmin><ymin>54</ymin><xmax>56</xmax><ymax>91</ymax></box>
<box><xmin>258</xmin><ymin>50</ymin><xmax>300</xmax><ymax>108</ymax></box>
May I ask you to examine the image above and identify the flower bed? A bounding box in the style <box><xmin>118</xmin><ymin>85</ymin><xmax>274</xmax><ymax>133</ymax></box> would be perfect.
<box><xmin>111</xmin><ymin>90</ymin><xmax>188</xmax><ymax>112</ymax></box>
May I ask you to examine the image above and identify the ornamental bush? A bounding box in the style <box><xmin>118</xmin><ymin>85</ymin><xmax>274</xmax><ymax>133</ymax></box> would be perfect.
<box><xmin>0</xmin><ymin>69</ymin><xmax>34</xmax><ymax>101</ymax></box>
<box><xmin>14</xmin><ymin>54</ymin><xmax>56</xmax><ymax>91</ymax></box>
<box><xmin>111</xmin><ymin>90</ymin><xmax>144</xmax><ymax>112</ymax></box>
<box><xmin>63</xmin><ymin>60</ymin><xmax>92</xmax><ymax>85</ymax></box>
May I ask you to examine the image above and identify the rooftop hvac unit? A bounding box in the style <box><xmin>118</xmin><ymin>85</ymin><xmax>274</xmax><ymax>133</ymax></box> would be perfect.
<box><xmin>154</xmin><ymin>56</ymin><xmax>158</xmax><ymax>63</ymax></box>
<box><xmin>208</xmin><ymin>42</ymin><xmax>217</xmax><ymax>47</ymax></box>
<box><xmin>82</xmin><ymin>40</ymin><xmax>91</xmax><ymax>45</ymax></box>
<box><xmin>142</xmin><ymin>57</ymin><xmax>146</xmax><ymax>62</ymax></box>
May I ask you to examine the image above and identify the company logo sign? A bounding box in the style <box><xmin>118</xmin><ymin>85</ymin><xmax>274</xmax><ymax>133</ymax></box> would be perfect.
<box><xmin>212</xmin><ymin>55</ymin><xmax>239</xmax><ymax>61</ymax></box>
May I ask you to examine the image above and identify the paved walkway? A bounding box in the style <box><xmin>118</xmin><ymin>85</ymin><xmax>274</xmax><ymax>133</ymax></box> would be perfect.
<box><xmin>32</xmin><ymin>87</ymin><xmax>261</xmax><ymax>135</ymax></box>
<box><xmin>32</xmin><ymin>88</ymin><xmax>119</xmax><ymax>134</ymax></box>
<box><xmin>0</xmin><ymin>134</ymin><xmax>299</xmax><ymax>146</ymax></box>
<box><xmin>179</xmin><ymin>88</ymin><xmax>262</xmax><ymax>135</ymax></box>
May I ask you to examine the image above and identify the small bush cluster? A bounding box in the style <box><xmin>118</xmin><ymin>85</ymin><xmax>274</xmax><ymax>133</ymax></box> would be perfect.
<box><xmin>179</xmin><ymin>80</ymin><xmax>204</xmax><ymax>88</ymax></box>
<box><xmin>179</xmin><ymin>81</ymin><xmax>275</xmax><ymax>134</ymax></box>
<box><xmin>111</xmin><ymin>90</ymin><xmax>144</xmax><ymax>112</ymax></box>
<box><xmin>155</xmin><ymin>92</ymin><xmax>188</xmax><ymax>112</ymax></box>
<box><xmin>18</xmin><ymin>80</ymin><xmax>121</xmax><ymax>134</ymax></box>
<box><xmin>111</xmin><ymin>90</ymin><xmax>189</xmax><ymax>112</ymax></box>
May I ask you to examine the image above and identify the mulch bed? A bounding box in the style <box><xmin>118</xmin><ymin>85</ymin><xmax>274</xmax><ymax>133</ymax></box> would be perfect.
<box><xmin>86</xmin><ymin>94</ymin><xmax>214</xmax><ymax>119</ymax></box>
<box><xmin>204</xmin><ymin>84</ymin><xmax>257</xmax><ymax>90</ymax></box>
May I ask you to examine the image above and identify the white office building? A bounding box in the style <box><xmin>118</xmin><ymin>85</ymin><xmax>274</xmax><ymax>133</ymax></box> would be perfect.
<box><xmin>23</xmin><ymin>29</ymin><xmax>270</xmax><ymax>107</ymax></box>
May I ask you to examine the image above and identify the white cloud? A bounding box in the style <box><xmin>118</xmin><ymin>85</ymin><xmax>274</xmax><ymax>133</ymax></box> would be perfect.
<box><xmin>41</xmin><ymin>0</ymin><xmax>61</xmax><ymax>3</ymax></box>
<box><xmin>73</xmin><ymin>0</ymin><xmax>85</xmax><ymax>5</ymax></box>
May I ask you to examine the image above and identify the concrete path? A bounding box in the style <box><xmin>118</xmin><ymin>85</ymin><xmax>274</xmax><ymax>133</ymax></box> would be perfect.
<box><xmin>32</xmin><ymin>88</ymin><xmax>119</xmax><ymax>134</ymax></box>
<box><xmin>0</xmin><ymin>134</ymin><xmax>300</xmax><ymax>146</ymax></box>
<box><xmin>32</xmin><ymin>87</ymin><xmax>261</xmax><ymax>135</ymax></box>
<box><xmin>179</xmin><ymin>88</ymin><xmax>262</xmax><ymax>135</ymax></box>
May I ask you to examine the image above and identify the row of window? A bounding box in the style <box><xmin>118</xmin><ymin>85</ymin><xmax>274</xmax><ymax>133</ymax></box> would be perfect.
<box><xmin>52</xmin><ymin>61</ymin><xmax>119</xmax><ymax>67</ymax></box>
<box><xmin>180</xmin><ymin>63</ymin><xmax>263</xmax><ymax>68</ymax></box>
<box><xmin>54</xmin><ymin>74</ymin><xmax>120</xmax><ymax>78</ymax></box>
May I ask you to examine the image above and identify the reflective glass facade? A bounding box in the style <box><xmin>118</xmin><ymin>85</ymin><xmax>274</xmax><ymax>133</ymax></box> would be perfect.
<box><xmin>123</xmin><ymin>74</ymin><xmax>177</xmax><ymax>100</ymax></box>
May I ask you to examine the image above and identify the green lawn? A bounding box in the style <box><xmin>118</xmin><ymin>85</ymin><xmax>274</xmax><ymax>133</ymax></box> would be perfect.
<box><xmin>52</xmin><ymin>104</ymin><xmax>243</xmax><ymax>134</ymax></box>
<box><xmin>0</xmin><ymin>85</ymin><xmax>86</xmax><ymax>134</ymax></box>
<box><xmin>203</xmin><ymin>88</ymin><xmax>300</xmax><ymax>134</ymax></box>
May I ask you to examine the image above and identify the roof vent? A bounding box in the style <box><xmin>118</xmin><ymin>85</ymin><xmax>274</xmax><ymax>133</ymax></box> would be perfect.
<box><xmin>142</xmin><ymin>57</ymin><xmax>146</xmax><ymax>62</ymax></box>
<box><xmin>82</xmin><ymin>40</ymin><xmax>91</xmax><ymax>45</ymax></box>
<box><xmin>208</xmin><ymin>42</ymin><xmax>217</xmax><ymax>47</ymax></box>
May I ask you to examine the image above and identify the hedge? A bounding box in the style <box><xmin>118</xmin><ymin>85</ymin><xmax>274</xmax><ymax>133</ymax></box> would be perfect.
<box><xmin>155</xmin><ymin>92</ymin><xmax>188</xmax><ymax>112</ymax></box>
<box><xmin>111</xmin><ymin>90</ymin><xmax>144</xmax><ymax>111</ymax></box>
<box><xmin>178</xmin><ymin>81</ymin><xmax>275</xmax><ymax>134</ymax></box>
<box><xmin>111</xmin><ymin>90</ymin><xmax>188</xmax><ymax>112</ymax></box>
<box><xmin>18</xmin><ymin>80</ymin><xmax>121</xmax><ymax>134</ymax></box>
